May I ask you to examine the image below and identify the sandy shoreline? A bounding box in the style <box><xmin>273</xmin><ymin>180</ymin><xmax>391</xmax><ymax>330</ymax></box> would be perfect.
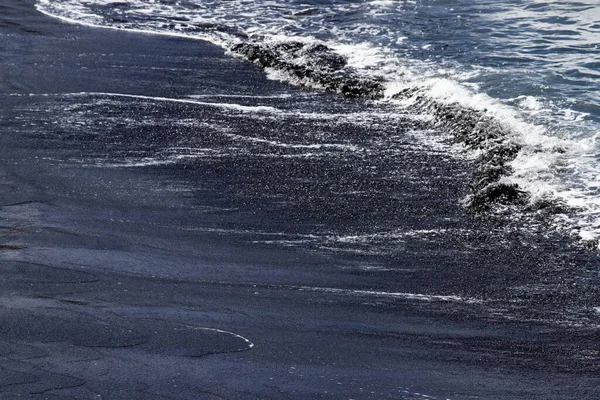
<box><xmin>1</xmin><ymin>1</ymin><xmax>600</xmax><ymax>399</ymax></box>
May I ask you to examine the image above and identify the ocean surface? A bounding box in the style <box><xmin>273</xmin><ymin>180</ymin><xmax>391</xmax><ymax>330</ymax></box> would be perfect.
<box><xmin>1</xmin><ymin>0</ymin><xmax>600</xmax><ymax>398</ymax></box>
<box><xmin>36</xmin><ymin>0</ymin><xmax>600</xmax><ymax>245</ymax></box>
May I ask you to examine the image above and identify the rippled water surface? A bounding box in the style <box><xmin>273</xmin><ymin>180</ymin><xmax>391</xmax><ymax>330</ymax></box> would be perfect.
<box><xmin>36</xmin><ymin>0</ymin><xmax>600</xmax><ymax>243</ymax></box>
<box><xmin>36</xmin><ymin>0</ymin><xmax>600</xmax><ymax>121</ymax></box>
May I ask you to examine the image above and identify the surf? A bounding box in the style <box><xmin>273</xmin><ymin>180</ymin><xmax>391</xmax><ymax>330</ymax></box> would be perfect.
<box><xmin>35</xmin><ymin>0</ymin><xmax>600</xmax><ymax>247</ymax></box>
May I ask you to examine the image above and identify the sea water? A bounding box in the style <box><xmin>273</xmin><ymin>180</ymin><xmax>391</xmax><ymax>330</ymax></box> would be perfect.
<box><xmin>36</xmin><ymin>0</ymin><xmax>600</xmax><ymax>246</ymax></box>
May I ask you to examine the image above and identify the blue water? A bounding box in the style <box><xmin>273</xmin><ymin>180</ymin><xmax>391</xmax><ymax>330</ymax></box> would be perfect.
<box><xmin>36</xmin><ymin>0</ymin><xmax>600</xmax><ymax>244</ymax></box>
<box><xmin>35</xmin><ymin>0</ymin><xmax>600</xmax><ymax>124</ymax></box>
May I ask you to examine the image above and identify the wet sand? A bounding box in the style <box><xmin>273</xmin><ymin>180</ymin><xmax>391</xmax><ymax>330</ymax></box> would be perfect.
<box><xmin>1</xmin><ymin>1</ymin><xmax>600</xmax><ymax>399</ymax></box>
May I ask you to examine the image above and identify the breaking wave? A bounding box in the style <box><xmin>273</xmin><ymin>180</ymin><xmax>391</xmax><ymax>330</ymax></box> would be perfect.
<box><xmin>36</xmin><ymin>0</ymin><xmax>600</xmax><ymax>247</ymax></box>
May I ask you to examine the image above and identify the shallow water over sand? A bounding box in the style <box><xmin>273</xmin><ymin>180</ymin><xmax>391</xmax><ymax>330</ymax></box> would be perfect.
<box><xmin>1</xmin><ymin>1</ymin><xmax>600</xmax><ymax>399</ymax></box>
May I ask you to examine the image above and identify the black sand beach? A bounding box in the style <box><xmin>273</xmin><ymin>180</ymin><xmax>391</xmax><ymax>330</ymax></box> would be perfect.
<box><xmin>1</xmin><ymin>1</ymin><xmax>600</xmax><ymax>399</ymax></box>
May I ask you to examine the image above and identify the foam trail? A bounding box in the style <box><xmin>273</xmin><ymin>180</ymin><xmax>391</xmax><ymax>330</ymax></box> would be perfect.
<box><xmin>223</xmin><ymin>133</ymin><xmax>360</xmax><ymax>151</ymax></box>
<box><xmin>191</xmin><ymin>325</ymin><xmax>255</xmax><ymax>350</ymax></box>
<box><xmin>297</xmin><ymin>286</ymin><xmax>482</xmax><ymax>304</ymax></box>
<box><xmin>35</xmin><ymin>1</ymin><xmax>231</xmax><ymax>47</ymax></box>
<box><xmin>67</xmin><ymin>92</ymin><xmax>281</xmax><ymax>113</ymax></box>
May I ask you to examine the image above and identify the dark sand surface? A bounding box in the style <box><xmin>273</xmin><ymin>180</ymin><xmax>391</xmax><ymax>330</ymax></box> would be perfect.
<box><xmin>1</xmin><ymin>1</ymin><xmax>600</xmax><ymax>399</ymax></box>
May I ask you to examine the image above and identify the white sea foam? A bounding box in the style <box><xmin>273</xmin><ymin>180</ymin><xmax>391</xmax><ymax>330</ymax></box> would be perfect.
<box><xmin>386</xmin><ymin>76</ymin><xmax>600</xmax><ymax>245</ymax></box>
<box><xmin>326</xmin><ymin>228</ymin><xmax>467</xmax><ymax>245</ymax></box>
<box><xmin>297</xmin><ymin>286</ymin><xmax>481</xmax><ymax>304</ymax></box>
<box><xmin>61</xmin><ymin>92</ymin><xmax>406</xmax><ymax>124</ymax></box>
<box><xmin>35</xmin><ymin>0</ymin><xmax>600</xmax><ymax>246</ymax></box>
<box><xmin>224</xmin><ymin>133</ymin><xmax>360</xmax><ymax>152</ymax></box>
<box><xmin>187</xmin><ymin>94</ymin><xmax>293</xmax><ymax>100</ymax></box>
<box><xmin>66</xmin><ymin>92</ymin><xmax>280</xmax><ymax>113</ymax></box>
<box><xmin>97</xmin><ymin>151</ymin><xmax>225</xmax><ymax>168</ymax></box>
<box><xmin>36</xmin><ymin>2</ymin><xmax>224</xmax><ymax>48</ymax></box>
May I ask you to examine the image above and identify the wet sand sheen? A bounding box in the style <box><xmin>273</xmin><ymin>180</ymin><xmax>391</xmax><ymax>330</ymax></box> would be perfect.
<box><xmin>0</xmin><ymin>1</ymin><xmax>599</xmax><ymax>399</ymax></box>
